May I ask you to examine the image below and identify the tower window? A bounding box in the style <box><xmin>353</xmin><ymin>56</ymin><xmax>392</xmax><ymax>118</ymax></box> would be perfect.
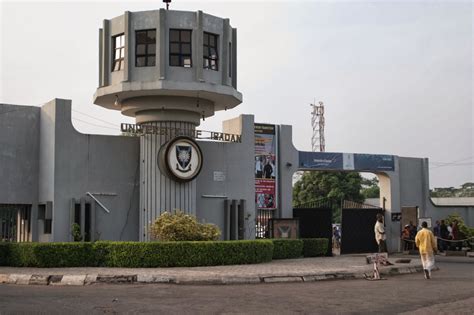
<box><xmin>203</xmin><ymin>32</ymin><xmax>218</xmax><ymax>71</ymax></box>
<box><xmin>136</xmin><ymin>29</ymin><xmax>156</xmax><ymax>67</ymax></box>
<box><xmin>112</xmin><ymin>34</ymin><xmax>125</xmax><ymax>71</ymax></box>
<box><xmin>169</xmin><ymin>29</ymin><xmax>192</xmax><ymax>67</ymax></box>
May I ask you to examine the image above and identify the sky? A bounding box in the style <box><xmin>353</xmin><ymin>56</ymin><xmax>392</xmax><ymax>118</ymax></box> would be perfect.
<box><xmin>0</xmin><ymin>0</ymin><xmax>472</xmax><ymax>188</ymax></box>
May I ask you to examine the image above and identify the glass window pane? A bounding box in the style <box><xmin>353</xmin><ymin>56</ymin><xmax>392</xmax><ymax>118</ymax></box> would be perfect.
<box><xmin>203</xmin><ymin>58</ymin><xmax>209</xmax><ymax>68</ymax></box>
<box><xmin>181</xmin><ymin>30</ymin><xmax>191</xmax><ymax>43</ymax></box>
<box><xmin>120</xmin><ymin>48</ymin><xmax>125</xmax><ymax>58</ymax></box>
<box><xmin>203</xmin><ymin>33</ymin><xmax>209</xmax><ymax>45</ymax></box>
<box><xmin>120</xmin><ymin>35</ymin><xmax>125</xmax><ymax>47</ymax></box>
<box><xmin>113</xmin><ymin>61</ymin><xmax>120</xmax><ymax>71</ymax></box>
<box><xmin>203</xmin><ymin>48</ymin><xmax>209</xmax><ymax>57</ymax></box>
<box><xmin>182</xmin><ymin>43</ymin><xmax>191</xmax><ymax>54</ymax></box>
<box><xmin>147</xmin><ymin>30</ymin><xmax>156</xmax><ymax>42</ymax></box>
<box><xmin>148</xmin><ymin>44</ymin><xmax>156</xmax><ymax>54</ymax></box>
<box><xmin>115</xmin><ymin>36</ymin><xmax>121</xmax><ymax>48</ymax></box>
<box><xmin>170</xmin><ymin>43</ymin><xmax>179</xmax><ymax>53</ymax></box>
<box><xmin>147</xmin><ymin>56</ymin><xmax>156</xmax><ymax>66</ymax></box>
<box><xmin>210</xmin><ymin>47</ymin><xmax>217</xmax><ymax>59</ymax></box>
<box><xmin>136</xmin><ymin>31</ymin><xmax>146</xmax><ymax>44</ymax></box>
<box><xmin>136</xmin><ymin>56</ymin><xmax>146</xmax><ymax>67</ymax></box>
<box><xmin>170</xmin><ymin>55</ymin><xmax>180</xmax><ymax>66</ymax></box>
<box><xmin>183</xmin><ymin>56</ymin><xmax>192</xmax><ymax>67</ymax></box>
<box><xmin>137</xmin><ymin>44</ymin><xmax>146</xmax><ymax>55</ymax></box>
<box><xmin>119</xmin><ymin>60</ymin><xmax>124</xmax><ymax>70</ymax></box>
<box><xmin>170</xmin><ymin>29</ymin><xmax>179</xmax><ymax>42</ymax></box>
<box><xmin>115</xmin><ymin>49</ymin><xmax>120</xmax><ymax>60</ymax></box>
<box><xmin>210</xmin><ymin>35</ymin><xmax>216</xmax><ymax>47</ymax></box>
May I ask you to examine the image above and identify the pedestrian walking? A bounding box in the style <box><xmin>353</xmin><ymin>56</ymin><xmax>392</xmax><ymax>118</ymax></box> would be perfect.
<box><xmin>415</xmin><ymin>221</ymin><xmax>437</xmax><ymax>279</ymax></box>
<box><xmin>374</xmin><ymin>213</ymin><xmax>387</xmax><ymax>253</ymax></box>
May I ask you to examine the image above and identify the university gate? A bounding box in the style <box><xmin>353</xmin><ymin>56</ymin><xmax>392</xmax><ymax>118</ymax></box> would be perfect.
<box><xmin>340</xmin><ymin>201</ymin><xmax>383</xmax><ymax>254</ymax></box>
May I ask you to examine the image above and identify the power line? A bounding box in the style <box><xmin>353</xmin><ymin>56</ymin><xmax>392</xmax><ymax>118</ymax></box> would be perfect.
<box><xmin>72</xmin><ymin>117</ymin><xmax>118</xmax><ymax>131</ymax></box>
<box><xmin>430</xmin><ymin>156</ymin><xmax>474</xmax><ymax>169</ymax></box>
<box><xmin>72</xmin><ymin>109</ymin><xmax>118</xmax><ymax>127</ymax></box>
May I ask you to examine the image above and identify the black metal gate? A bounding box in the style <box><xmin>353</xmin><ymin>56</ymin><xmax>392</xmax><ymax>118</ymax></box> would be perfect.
<box><xmin>340</xmin><ymin>201</ymin><xmax>383</xmax><ymax>254</ymax></box>
<box><xmin>293</xmin><ymin>199</ymin><xmax>333</xmax><ymax>256</ymax></box>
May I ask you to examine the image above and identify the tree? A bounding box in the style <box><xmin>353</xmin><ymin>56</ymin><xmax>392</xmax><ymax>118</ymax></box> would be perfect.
<box><xmin>361</xmin><ymin>177</ymin><xmax>380</xmax><ymax>199</ymax></box>
<box><xmin>293</xmin><ymin>171</ymin><xmax>364</xmax><ymax>223</ymax></box>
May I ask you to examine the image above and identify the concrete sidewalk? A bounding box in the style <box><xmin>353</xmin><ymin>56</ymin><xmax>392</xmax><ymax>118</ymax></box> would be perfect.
<box><xmin>0</xmin><ymin>254</ymin><xmax>431</xmax><ymax>286</ymax></box>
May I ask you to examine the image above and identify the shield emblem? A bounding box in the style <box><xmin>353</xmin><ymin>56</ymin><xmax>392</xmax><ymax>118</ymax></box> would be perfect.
<box><xmin>176</xmin><ymin>145</ymin><xmax>192</xmax><ymax>172</ymax></box>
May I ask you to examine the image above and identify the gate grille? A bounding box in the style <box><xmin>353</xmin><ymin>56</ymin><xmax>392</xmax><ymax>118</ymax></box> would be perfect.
<box><xmin>256</xmin><ymin>209</ymin><xmax>274</xmax><ymax>238</ymax></box>
<box><xmin>0</xmin><ymin>205</ymin><xmax>18</xmax><ymax>242</ymax></box>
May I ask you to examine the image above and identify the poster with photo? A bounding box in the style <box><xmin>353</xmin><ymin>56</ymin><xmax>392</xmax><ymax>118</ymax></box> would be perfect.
<box><xmin>255</xmin><ymin>124</ymin><xmax>277</xmax><ymax>210</ymax></box>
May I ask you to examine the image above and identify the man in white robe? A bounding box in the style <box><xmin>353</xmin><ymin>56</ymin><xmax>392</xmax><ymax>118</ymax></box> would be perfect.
<box><xmin>415</xmin><ymin>221</ymin><xmax>438</xmax><ymax>279</ymax></box>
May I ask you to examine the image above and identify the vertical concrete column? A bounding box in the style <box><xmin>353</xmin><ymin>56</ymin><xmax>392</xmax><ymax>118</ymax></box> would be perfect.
<box><xmin>139</xmin><ymin>121</ymin><xmax>197</xmax><ymax>241</ymax></box>
<box><xmin>80</xmin><ymin>198</ymin><xmax>86</xmax><ymax>240</ymax></box>
<box><xmin>224</xmin><ymin>199</ymin><xmax>230</xmax><ymax>240</ymax></box>
<box><xmin>102</xmin><ymin>19</ymin><xmax>110</xmax><ymax>86</ymax></box>
<box><xmin>195</xmin><ymin>11</ymin><xmax>204</xmax><ymax>82</ymax></box>
<box><xmin>231</xmin><ymin>28</ymin><xmax>237</xmax><ymax>89</ymax></box>
<box><xmin>221</xmin><ymin>19</ymin><xmax>229</xmax><ymax>84</ymax></box>
<box><xmin>159</xmin><ymin>9</ymin><xmax>167</xmax><ymax>80</ymax></box>
<box><xmin>30</xmin><ymin>203</ymin><xmax>38</xmax><ymax>242</ymax></box>
<box><xmin>98</xmin><ymin>28</ymin><xmax>103</xmax><ymax>87</ymax></box>
<box><xmin>124</xmin><ymin>11</ymin><xmax>131</xmax><ymax>82</ymax></box>
<box><xmin>69</xmin><ymin>198</ymin><xmax>76</xmax><ymax>242</ymax></box>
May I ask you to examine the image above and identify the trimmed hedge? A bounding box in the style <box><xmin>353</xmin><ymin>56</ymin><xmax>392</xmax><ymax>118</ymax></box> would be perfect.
<box><xmin>271</xmin><ymin>239</ymin><xmax>304</xmax><ymax>259</ymax></box>
<box><xmin>0</xmin><ymin>240</ymin><xmax>273</xmax><ymax>268</ymax></box>
<box><xmin>0</xmin><ymin>238</ymin><xmax>329</xmax><ymax>268</ymax></box>
<box><xmin>302</xmin><ymin>238</ymin><xmax>329</xmax><ymax>257</ymax></box>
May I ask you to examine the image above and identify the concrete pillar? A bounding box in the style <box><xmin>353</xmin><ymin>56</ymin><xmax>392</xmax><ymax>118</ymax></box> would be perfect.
<box><xmin>139</xmin><ymin>121</ymin><xmax>197</xmax><ymax>241</ymax></box>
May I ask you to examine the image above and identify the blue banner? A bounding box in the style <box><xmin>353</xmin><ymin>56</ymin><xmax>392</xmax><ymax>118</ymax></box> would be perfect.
<box><xmin>298</xmin><ymin>151</ymin><xmax>394</xmax><ymax>172</ymax></box>
<box><xmin>298</xmin><ymin>152</ymin><xmax>343</xmax><ymax>170</ymax></box>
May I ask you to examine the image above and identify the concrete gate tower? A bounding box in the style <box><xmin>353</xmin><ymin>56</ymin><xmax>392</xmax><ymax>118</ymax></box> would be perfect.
<box><xmin>93</xmin><ymin>8</ymin><xmax>242</xmax><ymax>240</ymax></box>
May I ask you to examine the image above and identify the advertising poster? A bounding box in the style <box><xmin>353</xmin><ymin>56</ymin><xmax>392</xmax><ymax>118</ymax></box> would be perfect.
<box><xmin>255</xmin><ymin>124</ymin><xmax>277</xmax><ymax>210</ymax></box>
<box><xmin>298</xmin><ymin>151</ymin><xmax>395</xmax><ymax>172</ymax></box>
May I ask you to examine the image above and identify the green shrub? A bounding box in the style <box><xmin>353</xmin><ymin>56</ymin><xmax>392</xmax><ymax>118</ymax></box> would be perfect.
<box><xmin>271</xmin><ymin>239</ymin><xmax>304</xmax><ymax>259</ymax></box>
<box><xmin>71</xmin><ymin>223</ymin><xmax>83</xmax><ymax>242</ymax></box>
<box><xmin>302</xmin><ymin>238</ymin><xmax>329</xmax><ymax>257</ymax></box>
<box><xmin>150</xmin><ymin>211</ymin><xmax>221</xmax><ymax>241</ymax></box>
<box><xmin>444</xmin><ymin>213</ymin><xmax>474</xmax><ymax>239</ymax></box>
<box><xmin>2</xmin><ymin>240</ymin><xmax>273</xmax><ymax>268</ymax></box>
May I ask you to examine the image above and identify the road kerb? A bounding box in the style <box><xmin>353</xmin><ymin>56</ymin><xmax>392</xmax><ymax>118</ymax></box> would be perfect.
<box><xmin>61</xmin><ymin>275</ymin><xmax>86</xmax><ymax>286</ymax></box>
<box><xmin>9</xmin><ymin>274</ymin><xmax>31</xmax><ymax>285</ymax></box>
<box><xmin>29</xmin><ymin>274</ymin><xmax>50</xmax><ymax>285</ymax></box>
<box><xmin>220</xmin><ymin>276</ymin><xmax>261</xmax><ymax>284</ymax></box>
<box><xmin>263</xmin><ymin>276</ymin><xmax>304</xmax><ymax>283</ymax></box>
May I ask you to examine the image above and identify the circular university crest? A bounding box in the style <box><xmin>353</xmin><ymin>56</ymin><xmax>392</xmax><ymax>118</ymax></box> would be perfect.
<box><xmin>159</xmin><ymin>136</ymin><xmax>203</xmax><ymax>182</ymax></box>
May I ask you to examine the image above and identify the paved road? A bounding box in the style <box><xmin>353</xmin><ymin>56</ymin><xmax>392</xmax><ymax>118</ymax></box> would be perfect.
<box><xmin>0</xmin><ymin>261</ymin><xmax>473</xmax><ymax>314</ymax></box>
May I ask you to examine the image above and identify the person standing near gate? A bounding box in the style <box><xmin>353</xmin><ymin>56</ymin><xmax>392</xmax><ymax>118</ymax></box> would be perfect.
<box><xmin>415</xmin><ymin>221</ymin><xmax>437</xmax><ymax>279</ymax></box>
<box><xmin>374</xmin><ymin>213</ymin><xmax>387</xmax><ymax>253</ymax></box>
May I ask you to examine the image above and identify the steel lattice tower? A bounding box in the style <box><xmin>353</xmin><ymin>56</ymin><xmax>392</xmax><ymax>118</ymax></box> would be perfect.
<box><xmin>311</xmin><ymin>101</ymin><xmax>325</xmax><ymax>152</ymax></box>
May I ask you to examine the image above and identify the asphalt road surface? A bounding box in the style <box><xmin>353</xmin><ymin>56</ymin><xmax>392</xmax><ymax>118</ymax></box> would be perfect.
<box><xmin>1</xmin><ymin>261</ymin><xmax>473</xmax><ymax>314</ymax></box>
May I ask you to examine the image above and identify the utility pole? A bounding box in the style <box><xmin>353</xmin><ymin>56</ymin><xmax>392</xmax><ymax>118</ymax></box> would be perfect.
<box><xmin>310</xmin><ymin>101</ymin><xmax>325</xmax><ymax>152</ymax></box>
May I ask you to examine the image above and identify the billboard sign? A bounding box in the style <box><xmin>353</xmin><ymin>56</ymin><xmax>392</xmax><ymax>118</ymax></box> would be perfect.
<box><xmin>298</xmin><ymin>151</ymin><xmax>394</xmax><ymax>172</ymax></box>
<box><xmin>255</xmin><ymin>124</ymin><xmax>278</xmax><ymax>210</ymax></box>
